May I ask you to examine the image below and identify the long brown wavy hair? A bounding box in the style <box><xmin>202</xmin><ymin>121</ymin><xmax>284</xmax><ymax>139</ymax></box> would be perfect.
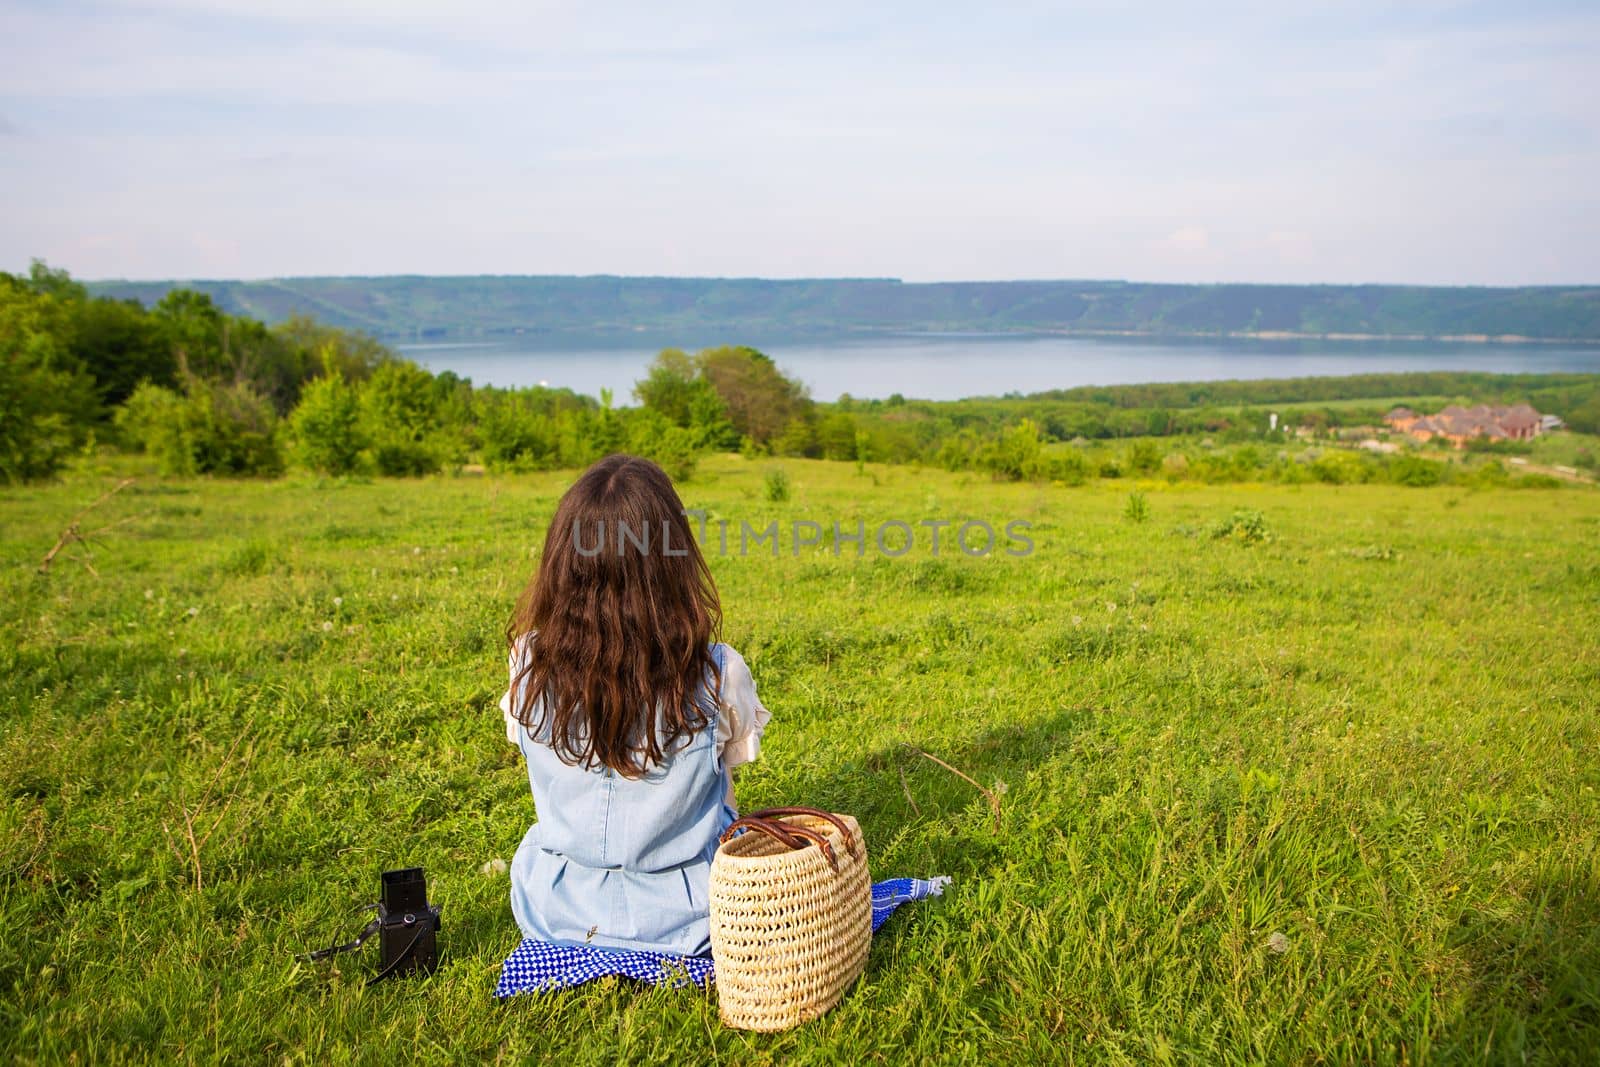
<box><xmin>506</xmin><ymin>454</ymin><xmax>722</xmax><ymax>776</ymax></box>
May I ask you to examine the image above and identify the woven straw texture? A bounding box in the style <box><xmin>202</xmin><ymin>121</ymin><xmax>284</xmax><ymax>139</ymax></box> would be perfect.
<box><xmin>708</xmin><ymin>812</ymin><xmax>871</xmax><ymax>1031</ymax></box>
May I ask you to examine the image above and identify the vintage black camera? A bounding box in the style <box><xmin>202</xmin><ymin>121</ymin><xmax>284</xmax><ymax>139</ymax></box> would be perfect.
<box><xmin>376</xmin><ymin>867</ymin><xmax>442</xmax><ymax>980</ymax></box>
<box><xmin>302</xmin><ymin>866</ymin><xmax>442</xmax><ymax>985</ymax></box>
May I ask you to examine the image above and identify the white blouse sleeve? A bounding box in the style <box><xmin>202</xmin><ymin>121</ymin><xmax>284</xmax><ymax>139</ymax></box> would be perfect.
<box><xmin>714</xmin><ymin>646</ymin><xmax>771</xmax><ymax>770</ymax></box>
<box><xmin>499</xmin><ymin>637</ymin><xmax>530</xmax><ymax>746</ymax></box>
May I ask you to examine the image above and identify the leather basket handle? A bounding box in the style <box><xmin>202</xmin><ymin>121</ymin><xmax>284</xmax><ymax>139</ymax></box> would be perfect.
<box><xmin>742</xmin><ymin>806</ymin><xmax>860</xmax><ymax>859</ymax></box>
<box><xmin>719</xmin><ymin>814</ymin><xmax>842</xmax><ymax>870</ymax></box>
<box><xmin>720</xmin><ymin>814</ymin><xmax>804</xmax><ymax>850</ymax></box>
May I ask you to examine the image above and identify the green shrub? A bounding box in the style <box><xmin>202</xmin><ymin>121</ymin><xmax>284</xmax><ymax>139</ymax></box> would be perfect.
<box><xmin>1047</xmin><ymin>448</ymin><xmax>1092</xmax><ymax>486</ymax></box>
<box><xmin>1309</xmin><ymin>451</ymin><xmax>1371</xmax><ymax>485</ymax></box>
<box><xmin>624</xmin><ymin>408</ymin><xmax>700</xmax><ymax>482</ymax></box>
<box><xmin>1124</xmin><ymin>490</ymin><xmax>1150</xmax><ymax>524</ymax></box>
<box><xmin>1387</xmin><ymin>454</ymin><xmax>1444</xmax><ymax>487</ymax></box>
<box><xmin>114</xmin><ymin>382</ymin><xmax>185</xmax><ymax>467</ymax></box>
<box><xmin>772</xmin><ymin>417</ymin><xmax>818</xmax><ymax>458</ymax></box>
<box><xmin>478</xmin><ymin>391</ymin><xmax>566</xmax><ymax>472</ymax></box>
<box><xmin>359</xmin><ymin>361</ymin><xmax>446</xmax><ymax>475</ymax></box>
<box><xmin>983</xmin><ymin>419</ymin><xmax>1045</xmax><ymax>481</ymax></box>
<box><xmin>1210</xmin><ymin>509</ymin><xmax>1273</xmax><ymax>545</ymax></box>
<box><xmin>764</xmin><ymin>466</ymin><xmax>791</xmax><ymax>502</ymax></box>
<box><xmin>369</xmin><ymin>439</ymin><xmax>441</xmax><ymax>477</ymax></box>
<box><xmin>116</xmin><ymin>379</ymin><xmax>282</xmax><ymax>476</ymax></box>
<box><xmin>289</xmin><ymin>374</ymin><xmax>365</xmax><ymax>475</ymax></box>
<box><xmin>1126</xmin><ymin>438</ymin><xmax>1163</xmax><ymax>475</ymax></box>
<box><xmin>1462</xmin><ymin>460</ymin><xmax>1510</xmax><ymax>489</ymax></box>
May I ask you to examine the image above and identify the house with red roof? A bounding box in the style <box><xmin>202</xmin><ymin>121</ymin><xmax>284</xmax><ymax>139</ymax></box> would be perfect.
<box><xmin>1384</xmin><ymin>403</ymin><xmax>1547</xmax><ymax>447</ymax></box>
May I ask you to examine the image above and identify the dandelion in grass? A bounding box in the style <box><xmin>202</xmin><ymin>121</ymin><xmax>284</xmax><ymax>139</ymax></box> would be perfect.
<box><xmin>1267</xmin><ymin>931</ymin><xmax>1290</xmax><ymax>954</ymax></box>
<box><xmin>481</xmin><ymin>858</ymin><xmax>508</xmax><ymax>876</ymax></box>
<box><xmin>322</xmin><ymin>621</ymin><xmax>334</xmax><ymax>632</ymax></box>
<box><xmin>144</xmin><ymin>589</ymin><xmax>154</xmax><ymax>600</ymax></box>
<box><xmin>333</xmin><ymin>596</ymin><xmax>343</xmax><ymax>608</ymax></box>
<box><xmin>185</xmin><ymin>606</ymin><xmax>199</xmax><ymax>617</ymax></box>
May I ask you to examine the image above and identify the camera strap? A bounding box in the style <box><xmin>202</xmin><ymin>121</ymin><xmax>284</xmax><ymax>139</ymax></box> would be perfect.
<box><xmin>298</xmin><ymin>904</ymin><xmax>381</xmax><ymax>963</ymax></box>
<box><xmin>298</xmin><ymin>903</ymin><xmax>440</xmax><ymax>986</ymax></box>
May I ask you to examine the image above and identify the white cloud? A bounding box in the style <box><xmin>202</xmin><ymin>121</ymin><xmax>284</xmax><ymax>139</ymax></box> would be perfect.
<box><xmin>1162</xmin><ymin>226</ymin><xmax>1211</xmax><ymax>253</ymax></box>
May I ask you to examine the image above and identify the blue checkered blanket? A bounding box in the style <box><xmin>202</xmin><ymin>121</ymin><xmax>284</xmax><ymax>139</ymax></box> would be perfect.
<box><xmin>495</xmin><ymin>875</ymin><xmax>950</xmax><ymax>998</ymax></box>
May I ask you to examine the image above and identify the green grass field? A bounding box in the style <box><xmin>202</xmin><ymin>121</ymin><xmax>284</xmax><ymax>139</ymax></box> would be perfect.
<box><xmin>3</xmin><ymin>457</ymin><xmax>1598</xmax><ymax>1063</ymax></box>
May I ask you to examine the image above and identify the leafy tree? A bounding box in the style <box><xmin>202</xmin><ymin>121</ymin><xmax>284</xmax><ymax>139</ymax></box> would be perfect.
<box><xmin>772</xmin><ymin>414</ymin><xmax>818</xmax><ymax>457</ymax></box>
<box><xmin>69</xmin><ymin>297</ymin><xmax>173</xmax><ymax>406</ymax></box>
<box><xmin>25</xmin><ymin>259</ymin><xmax>87</xmax><ymax>301</ymax></box>
<box><xmin>816</xmin><ymin>412</ymin><xmax>858</xmax><ymax>460</ymax></box>
<box><xmin>696</xmin><ymin>346</ymin><xmax>811</xmax><ymax>446</ymax></box>
<box><xmin>153</xmin><ymin>289</ymin><xmax>228</xmax><ymax>381</ymax></box>
<box><xmin>0</xmin><ymin>276</ymin><xmax>100</xmax><ymax>482</ymax></box>
<box><xmin>216</xmin><ymin>315</ymin><xmax>305</xmax><ymax>412</ymax></box>
<box><xmin>633</xmin><ymin>349</ymin><xmax>700</xmax><ymax>424</ymax></box>
<box><xmin>0</xmin><ymin>327</ymin><xmax>92</xmax><ymax>483</ymax></box>
<box><xmin>273</xmin><ymin>316</ymin><xmax>389</xmax><ymax>387</ymax></box>
<box><xmin>475</xmin><ymin>386</ymin><xmax>601</xmax><ymax>472</ymax></box>
<box><xmin>634</xmin><ymin>348</ymin><xmax>737</xmax><ymax>449</ymax></box>
<box><xmin>1564</xmin><ymin>392</ymin><xmax>1600</xmax><ymax>435</ymax></box>
<box><xmin>360</xmin><ymin>360</ymin><xmax>447</xmax><ymax>475</ymax></box>
<box><xmin>686</xmin><ymin>386</ymin><xmax>738</xmax><ymax>450</ymax></box>
<box><xmin>289</xmin><ymin>372</ymin><xmax>365</xmax><ymax>475</ymax></box>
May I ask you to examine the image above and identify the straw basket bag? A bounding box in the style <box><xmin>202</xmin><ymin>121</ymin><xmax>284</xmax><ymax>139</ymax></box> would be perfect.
<box><xmin>708</xmin><ymin>807</ymin><xmax>872</xmax><ymax>1031</ymax></box>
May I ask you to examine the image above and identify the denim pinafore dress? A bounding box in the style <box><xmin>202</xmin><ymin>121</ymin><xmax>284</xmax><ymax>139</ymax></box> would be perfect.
<box><xmin>508</xmin><ymin>644</ymin><xmax>735</xmax><ymax>956</ymax></box>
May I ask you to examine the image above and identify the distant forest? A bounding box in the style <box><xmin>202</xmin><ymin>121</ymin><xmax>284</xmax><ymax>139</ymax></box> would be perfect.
<box><xmin>86</xmin><ymin>275</ymin><xmax>1600</xmax><ymax>343</ymax></box>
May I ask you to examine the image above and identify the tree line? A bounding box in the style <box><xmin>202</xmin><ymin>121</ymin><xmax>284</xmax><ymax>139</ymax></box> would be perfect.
<box><xmin>2</xmin><ymin>263</ymin><xmax>818</xmax><ymax>483</ymax></box>
<box><xmin>6</xmin><ymin>262</ymin><xmax>1598</xmax><ymax>486</ymax></box>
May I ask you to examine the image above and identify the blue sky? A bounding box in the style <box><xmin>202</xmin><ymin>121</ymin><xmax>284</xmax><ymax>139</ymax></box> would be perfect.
<box><xmin>1</xmin><ymin>1</ymin><xmax>1596</xmax><ymax>284</ymax></box>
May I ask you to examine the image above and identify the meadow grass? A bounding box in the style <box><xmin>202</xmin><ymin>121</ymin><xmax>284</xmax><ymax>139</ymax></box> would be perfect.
<box><xmin>2</xmin><ymin>456</ymin><xmax>1598</xmax><ymax>1064</ymax></box>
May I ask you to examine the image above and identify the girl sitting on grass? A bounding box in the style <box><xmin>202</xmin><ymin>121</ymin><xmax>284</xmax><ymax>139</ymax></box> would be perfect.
<box><xmin>499</xmin><ymin>454</ymin><xmax>770</xmax><ymax>956</ymax></box>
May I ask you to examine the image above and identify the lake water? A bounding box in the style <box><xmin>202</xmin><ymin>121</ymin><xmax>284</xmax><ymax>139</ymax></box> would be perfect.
<box><xmin>398</xmin><ymin>333</ymin><xmax>1600</xmax><ymax>401</ymax></box>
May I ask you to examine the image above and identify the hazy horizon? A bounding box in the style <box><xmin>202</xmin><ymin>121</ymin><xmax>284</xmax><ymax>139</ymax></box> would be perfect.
<box><xmin>71</xmin><ymin>270</ymin><xmax>1600</xmax><ymax>290</ymax></box>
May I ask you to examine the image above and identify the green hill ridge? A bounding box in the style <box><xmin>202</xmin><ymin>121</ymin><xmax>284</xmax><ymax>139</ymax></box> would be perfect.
<box><xmin>85</xmin><ymin>275</ymin><xmax>1600</xmax><ymax>343</ymax></box>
